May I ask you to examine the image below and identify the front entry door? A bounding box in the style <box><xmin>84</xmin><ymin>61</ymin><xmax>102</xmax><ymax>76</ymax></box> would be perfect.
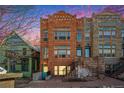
<box><xmin>42</xmin><ymin>64</ymin><xmax>48</xmax><ymax>80</ymax></box>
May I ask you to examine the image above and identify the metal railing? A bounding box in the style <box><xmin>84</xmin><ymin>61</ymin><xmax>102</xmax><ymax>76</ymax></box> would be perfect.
<box><xmin>62</xmin><ymin>61</ymin><xmax>79</xmax><ymax>81</ymax></box>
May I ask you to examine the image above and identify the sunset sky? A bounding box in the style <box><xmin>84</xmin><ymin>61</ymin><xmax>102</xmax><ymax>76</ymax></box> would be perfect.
<box><xmin>25</xmin><ymin>5</ymin><xmax>107</xmax><ymax>46</ymax></box>
<box><xmin>1</xmin><ymin>5</ymin><xmax>124</xmax><ymax>46</ymax></box>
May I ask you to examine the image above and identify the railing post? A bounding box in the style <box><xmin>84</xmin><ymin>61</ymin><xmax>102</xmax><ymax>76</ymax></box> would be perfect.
<box><xmin>96</xmin><ymin>56</ymin><xmax>100</xmax><ymax>79</ymax></box>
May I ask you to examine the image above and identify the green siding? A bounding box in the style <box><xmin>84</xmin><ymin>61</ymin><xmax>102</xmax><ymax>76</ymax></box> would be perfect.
<box><xmin>15</xmin><ymin>64</ymin><xmax>21</xmax><ymax>72</ymax></box>
<box><xmin>0</xmin><ymin>32</ymin><xmax>38</xmax><ymax>78</ymax></box>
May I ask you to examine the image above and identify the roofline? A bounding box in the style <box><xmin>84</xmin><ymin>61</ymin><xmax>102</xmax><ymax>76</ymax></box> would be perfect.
<box><xmin>0</xmin><ymin>31</ymin><xmax>40</xmax><ymax>52</ymax></box>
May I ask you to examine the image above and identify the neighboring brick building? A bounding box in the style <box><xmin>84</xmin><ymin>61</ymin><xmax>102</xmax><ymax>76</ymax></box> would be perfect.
<box><xmin>92</xmin><ymin>11</ymin><xmax>122</xmax><ymax>58</ymax></box>
<box><xmin>121</xmin><ymin>18</ymin><xmax>124</xmax><ymax>56</ymax></box>
<box><xmin>92</xmin><ymin>11</ymin><xmax>123</xmax><ymax>71</ymax></box>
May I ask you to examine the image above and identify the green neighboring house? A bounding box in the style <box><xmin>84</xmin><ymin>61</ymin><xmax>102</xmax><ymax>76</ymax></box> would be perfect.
<box><xmin>0</xmin><ymin>31</ymin><xmax>40</xmax><ymax>78</ymax></box>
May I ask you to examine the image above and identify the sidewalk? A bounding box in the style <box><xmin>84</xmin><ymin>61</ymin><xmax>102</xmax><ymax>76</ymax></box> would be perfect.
<box><xmin>15</xmin><ymin>77</ymin><xmax>124</xmax><ymax>88</ymax></box>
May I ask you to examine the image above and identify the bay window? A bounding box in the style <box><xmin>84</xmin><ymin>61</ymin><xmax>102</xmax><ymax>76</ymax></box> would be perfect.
<box><xmin>54</xmin><ymin>46</ymin><xmax>70</xmax><ymax>58</ymax></box>
<box><xmin>54</xmin><ymin>31</ymin><xmax>70</xmax><ymax>40</ymax></box>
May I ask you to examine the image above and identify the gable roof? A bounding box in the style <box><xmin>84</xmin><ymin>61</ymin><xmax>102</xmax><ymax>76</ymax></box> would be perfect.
<box><xmin>0</xmin><ymin>31</ymin><xmax>40</xmax><ymax>52</ymax></box>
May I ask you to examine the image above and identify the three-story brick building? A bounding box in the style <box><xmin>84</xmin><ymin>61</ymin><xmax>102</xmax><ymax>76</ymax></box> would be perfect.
<box><xmin>40</xmin><ymin>11</ymin><xmax>85</xmax><ymax>76</ymax></box>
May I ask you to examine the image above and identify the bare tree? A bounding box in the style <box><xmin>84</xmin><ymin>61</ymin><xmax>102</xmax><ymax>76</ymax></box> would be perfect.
<box><xmin>0</xmin><ymin>5</ymin><xmax>39</xmax><ymax>39</ymax></box>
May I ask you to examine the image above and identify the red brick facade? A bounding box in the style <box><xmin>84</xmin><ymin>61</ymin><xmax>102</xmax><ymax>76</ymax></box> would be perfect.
<box><xmin>40</xmin><ymin>11</ymin><xmax>85</xmax><ymax>75</ymax></box>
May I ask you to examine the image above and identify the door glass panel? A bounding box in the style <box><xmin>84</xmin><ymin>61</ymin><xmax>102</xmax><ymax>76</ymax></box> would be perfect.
<box><xmin>76</xmin><ymin>48</ymin><xmax>82</xmax><ymax>57</ymax></box>
<box><xmin>44</xmin><ymin>66</ymin><xmax>48</xmax><ymax>72</ymax></box>
<box><xmin>85</xmin><ymin>48</ymin><xmax>90</xmax><ymax>57</ymax></box>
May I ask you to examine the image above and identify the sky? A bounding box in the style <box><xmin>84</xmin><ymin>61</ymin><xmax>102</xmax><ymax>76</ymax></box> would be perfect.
<box><xmin>25</xmin><ymin>5</ymin><xmax>107</xmax><ymax>46</ymax></box>
<box><xmin>1</xmin><ymin>5</ymin><xmax>124</xmax><ymax>46</ymax></box>
<box><xmin>33</xmin><ymin>5</ymin><xmax>107</xmax><ymax>18</ymax></box>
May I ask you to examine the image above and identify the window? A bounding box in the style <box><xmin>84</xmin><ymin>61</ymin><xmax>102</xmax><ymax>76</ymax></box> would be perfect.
<box><xmin>112</xmin><ymin>44</ymin><xmax>116</xmax><ymax>48</ymax></box>
<box><xmin>59</xmin><ymin>66</ymin><xmax>66</xmax><ymax>75</ymax></box>
<box><xmin>67</xmin><ymin>32</ymin><xmax>71</xmax><ymax>40</ymax></box>
<box><xmin>76</xmin><ymin>47</ymin><xmax>82</xmax><ymax>57</ymax></box>
<box><xmin>103</xmin><ymin>44</ymin><xmax>111</xmax><ymax>57</ymax></box>
<box><xmin>21</xmin><ymin>58</ymin><xmax>29</xmax><ymax>71</ymax></box>
<box><xmin>42</xmin><ymin>30</ymin><xmax>48</xmax><ymax>41</ymax></box>
<box><xmin>112</xmin><ymin>31</ymin><xmax>116</xmax><ymax>38</ymax></box>
<box><xmin>122</xmin><ymin>30</ymin><xmax>124</xmax><ymax>40</ymax></box>
<box><xmin>54</xmin><ymin>66</ymin><xmax>70</xmax><ymax>76</ymax></box>
<box><xmin>99</xmin><ymin>49</ymin><xmax>103</xmax><ymax>56</ymax></box>
<box><xmin>85</xmin><ymin>46</ymin><xmax>90</xmax><ymax>57</ymax></box>
<box><xmin>104</xmin><ymin>31</ymin><xmax>111</xmax><ymax>39</ymax></box>
<box><xmin>112</xmin><ymin>31</ymin><xmax>116</xmax><ymax>36</ymax></box>
<box><xmin>42</xmin><ymin>47</ymin><xmax>48</xmax><ymax>59</ymax></box>
<box><xmin>85</xmin><ymin>33</ymin><xmax>90</xmax><ymax>41</ymax></box>
<box><xmin>103</xmin><ymin>49</ymin><xmax>111</xmax><ymax>57</ymax></box>
<box><xmin>54</xmin><ymin>31</ymin><xmax>70</xmax><ymax>40</ymax></box>
<box><xmin>23</xmin><ymin>48</ymin><xmax>27</xmax><ymax>55</ymax></box>
<box><xmin>112</xmin><ymin>49</ymin><xmax>116</xmax><ymax>57</ymax></box>
<box><xmin>104</xmin><ymin>31</ymin><xmax>111</xmax><ymax>35</ymax></box>
<box><xmin>77</xmin><ymin>31</ymin><xmax>82</xmax><ymax>42</ymax></box>
<box><xmin>67</xmin><ymin>66</ymin><xmax>70</xmax><ymax>74</ymax></box>
<box><xmin>99</xmin><ymin>44</ymin><xmax>116</xmax><ymax>57</ymax></box>
<box><xmin>99</xmin><ymin>44</ymin><xmax>103</xmax><ymax>48</ymax></box>
<box><xmin>98</xmin><ymin>27</ymin><xmax>116</xmax><ymax>31</ymax></box>
<box><xmin>104</xmin><ymin>44</ymin><xmax>111</xmax><ymax>48</ymax></box>
<box><xmin>112</xmin><ymin>44</ymin><xmax>116</xmax><ymax>57</ymax></box>
<box><xmin>98</xmin><ymin>21</ymin><xmax>119</xmax><ymax>26</ymax></box>
<box><xmin>54</xmin><ymin>66</ymin><xmax>58</xmax><ymax>75</ymax></box>
<box><xmin>54</xmin><ymin>46</ymin><xmax>70</xmax><ymax>58</ymax></box>
<box><xmin>99</xmin><ymin>31</ymin><xmax>103</xmax><ymax>39</ymax></box>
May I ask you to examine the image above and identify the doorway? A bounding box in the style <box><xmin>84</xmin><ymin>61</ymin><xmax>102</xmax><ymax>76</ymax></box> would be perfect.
<box><xmin>85</xmin><ymin>46</ymin><xmax>91</xmax><ymax>57</ymax></box>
